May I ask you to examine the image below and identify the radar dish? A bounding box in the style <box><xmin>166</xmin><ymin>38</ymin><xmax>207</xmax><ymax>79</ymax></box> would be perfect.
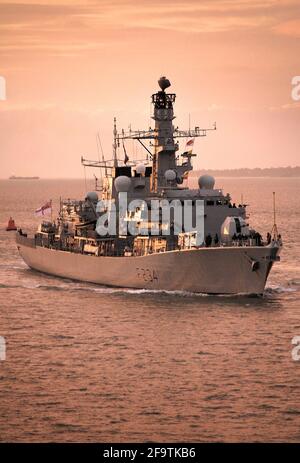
<box><xmin>158</xmin><ymin>76</ymin><xmax>171</xmax><ymax>91</ymax></box>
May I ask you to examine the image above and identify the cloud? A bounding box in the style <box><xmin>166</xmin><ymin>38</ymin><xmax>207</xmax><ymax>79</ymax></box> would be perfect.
<box><xmin>273</xmin><ymin>19</ymin><xmax>300</xmax><ymax>38</ymax></box>
<box><xmin>207</xmin><ymin>103</ymin><xmax>223</xmax><ymax>111</ymax></box>
<box><xmin>0</xmin><ymin>0</ymin><xmax>300</xmax><ymax>57</ymax></box>
<box><xmin>281</xmin><ymin>102</ymin><xmax>300</xmax><ymax>109</ymax></box>
<box><xmin>269</xmin><ymin>102</ymin><xmax>300</xmax><ymax>111</ymax></box>
<box><xmin>0</xmin><ymin>101</ymin><xmax>105</xmax><ymax>116</ymax></box>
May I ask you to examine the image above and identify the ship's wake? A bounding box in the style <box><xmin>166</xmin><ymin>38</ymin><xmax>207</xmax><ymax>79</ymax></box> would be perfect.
<box><xmin>0</xmin><ymin>277</ymin><xmax>299</xmax><ymax>299</ymax></box>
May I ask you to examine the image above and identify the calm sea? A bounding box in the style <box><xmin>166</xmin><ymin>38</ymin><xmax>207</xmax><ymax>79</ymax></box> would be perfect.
<box><xmin>0</xmin><ymin>177</ymin><xmax>300</xmax><ymax>442</ymax></box>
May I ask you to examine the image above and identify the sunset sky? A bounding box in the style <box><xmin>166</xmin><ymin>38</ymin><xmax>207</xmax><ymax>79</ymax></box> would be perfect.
<box><xmin>0</xmin><ymin>0</ymin><xmax>299</xmax><ymax>178</ymax></box>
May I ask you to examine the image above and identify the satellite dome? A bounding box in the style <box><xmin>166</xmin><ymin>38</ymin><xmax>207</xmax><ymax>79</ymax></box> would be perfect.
<box><xmin>198</xmin><ymin>175</ymin><xmax>215</xmax><ymax>190</ymax></box>
<box><xmin>158</xmin><ymin>76</ymin><xmax>171</xmax><ymax>91</ymax></box>
<box><xmin>85</xmin><ymin>191</ymin><xmax>98</xmax><ymax>202</ymax></box>
<box><xmin>164</xmin><ymin>169</ymin><xmax>176</xmax><ymax>182</ymax></box>
<box><xmin>136</xmin><ymin>163</ymin><xmax>146</xmax><ymax>175</ymax></box>
<box><xmin>114</xmin><ymin>175</ymin><xmax>132</xmax><ymax>192</ymax></box>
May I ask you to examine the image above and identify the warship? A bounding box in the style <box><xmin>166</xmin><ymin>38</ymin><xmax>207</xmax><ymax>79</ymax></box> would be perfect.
<box><xmin>16</xmin><ymin>77</ymin><xmax>282</xmax><ymax>295</ymax></box>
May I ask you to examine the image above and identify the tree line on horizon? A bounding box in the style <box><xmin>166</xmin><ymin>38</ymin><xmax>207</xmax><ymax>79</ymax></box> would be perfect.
<box><xmin>192</xmin><ymin>166</ymin><xmax>300</xmax><ymax>177</ymax></box>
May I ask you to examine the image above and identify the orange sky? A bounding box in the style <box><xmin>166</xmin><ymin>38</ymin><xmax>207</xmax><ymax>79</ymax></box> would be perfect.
<box><xmin>0</xmin><ymin>0</ymin><xmax>299</xmax><ymax>178</ymax></box>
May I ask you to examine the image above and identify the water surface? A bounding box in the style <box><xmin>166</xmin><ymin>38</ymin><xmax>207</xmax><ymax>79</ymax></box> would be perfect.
<box><xmin>0</xmin><ymin>178</ymin><xmax>299</xmax><ymax>442</ymax></box>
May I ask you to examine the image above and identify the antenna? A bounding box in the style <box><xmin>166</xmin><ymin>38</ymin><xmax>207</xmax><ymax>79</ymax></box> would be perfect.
<box><xmin>50</xmin><ymin>199</ymin><xmax>53</xmax><ymax>222</ymax></box>
<box><xmin>273</xmin><ymin>191</ymin><xmax>276</xmax><ymax>226</ymax></box>
<box><xmin>95</xmin><ymin>133</ymin><xmax>102</xmax><ymax>187</ymax></box>
<box><xmin>271</xmin><ymin>191</ymin><xmax>278</xmax><ymax>239</ymax></box>
<box><xmin>113</xmin><ymin>117</ymin><xmax>118</xmax><ymax>167</ymax></box>
<box><xmin>96</xmin><ymin>133</ymin><xmax>101</xmax><ymax>163</ymax></box>
<box><xmin>97</xmin><ymin>132</ymin><xmax>107</xmax><ymax>176</ymax></box>
<box><xmin>84</xmin><ymin>164</ymin><xmax>87</xmax><ymax>194</ymax></box>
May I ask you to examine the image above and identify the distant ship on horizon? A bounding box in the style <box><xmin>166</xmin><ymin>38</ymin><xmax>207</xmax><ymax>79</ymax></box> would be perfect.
<box><xmin>9</xmin><ymin>175</ymin><xmax>40</xmax><ymax>180</ymax></box>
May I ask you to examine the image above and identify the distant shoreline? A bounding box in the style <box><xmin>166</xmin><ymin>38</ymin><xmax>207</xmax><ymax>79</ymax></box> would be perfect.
<box><xmin>9</xmin><ymin>176</ymin><xmax>40</xmax><ymax>180</ymax></box>
<box><xmin>1</xmin><ymin>166</ymin><xmax>300</xmax><ymax>180</ymax></box>
<box><xmin>192</xmin><ymin>166</ymin><xmax>300</xmax><ymax>178</ymax></box>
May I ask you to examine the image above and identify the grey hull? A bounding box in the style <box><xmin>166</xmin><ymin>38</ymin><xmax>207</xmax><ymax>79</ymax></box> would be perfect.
<box><xmin>16</xmin><ymin>236</ymin><xmax>279</xmax><ymax>295</ymax></box>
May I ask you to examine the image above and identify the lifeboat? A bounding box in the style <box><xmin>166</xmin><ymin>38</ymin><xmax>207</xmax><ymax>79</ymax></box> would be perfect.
<box><xmin>6</xmin><ymin>217</ymin><xmax>17</xmax><ymax>231</ymax></box>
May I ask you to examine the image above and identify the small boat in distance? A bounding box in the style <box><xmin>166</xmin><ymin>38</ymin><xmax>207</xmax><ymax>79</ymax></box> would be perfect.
<box><xmin>6</xmin><ymin>217</ymin><xmax>17</xmax><ymax>231</ymax></box>
<box><xmin>9</xmin><ymin>175</ymin><xmax>40</xmax><ymax>180</ymax></box>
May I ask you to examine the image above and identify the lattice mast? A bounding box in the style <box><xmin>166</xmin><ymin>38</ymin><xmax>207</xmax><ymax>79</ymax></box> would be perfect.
<box><xmin>82</xmin><ymin>77</ymin><xmax>216</xmax><ymax>192</ymax></box>
<box><xmin>151</xmin><ymin>76</ymin><xmax>176</xmax><ymax>191</ymax></box>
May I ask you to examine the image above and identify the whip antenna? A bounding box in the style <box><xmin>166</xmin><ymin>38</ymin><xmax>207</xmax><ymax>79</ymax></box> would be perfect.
<box><xmin>271</xmin><ymin>191</ymin><xmax>278</xmax><ymax>239</ymax></box>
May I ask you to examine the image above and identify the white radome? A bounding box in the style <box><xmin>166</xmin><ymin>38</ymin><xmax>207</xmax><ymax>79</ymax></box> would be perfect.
<box><xmin>114</xmin><ymin>176</ymin><xmax>132</xmax><ymax>192</ymax></box>
<box><xmin>198</xmin><ymin>175</ymin><xmax>215</xmax><ymax>190</ymax></box>
<box><xmin>85</xmin><ymin>191</ymin><xmax>99</xmax><ymax>202</ymax></box>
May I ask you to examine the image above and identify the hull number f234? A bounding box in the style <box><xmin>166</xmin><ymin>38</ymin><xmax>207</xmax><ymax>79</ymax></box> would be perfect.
<box><xmin>136</xmin><ymin>267</ymin><xmax>159</xmax><ymax>283</ymax></box>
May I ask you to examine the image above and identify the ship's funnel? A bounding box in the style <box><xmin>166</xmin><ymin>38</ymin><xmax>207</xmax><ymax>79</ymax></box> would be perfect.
<box><xmin>158</xmin><ymin>76</ymin><xmax>171</xmax><ymax>91</ymax></box>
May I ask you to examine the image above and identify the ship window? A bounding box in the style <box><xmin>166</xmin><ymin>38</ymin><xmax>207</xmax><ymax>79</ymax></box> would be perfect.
<box><xmin>234</xmin><ymin>218</ymin><xmax>241</xmax><ymax>233</ymax></box>
<box><xmin>216</xmin><ymin>200</ymin><xmax>223</xmax><ymax>205</ymax></box>
<box><xmin>206</xmin><ymin>200</ymin><xmax>214</xmax><ymax>206</ymax></box>
<box><xmin>115</xmin><ymin>166</ymin><xmax>132</xmax><ymax>178</ymax></box>
<box><xmin>145</xmin><ymin>167</ymin><xmax>152</xmax><ymax>177</ymax></box>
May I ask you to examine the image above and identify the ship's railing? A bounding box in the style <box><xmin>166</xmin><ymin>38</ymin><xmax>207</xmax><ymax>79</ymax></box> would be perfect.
<box><xmin>16</xmin><ymin>234</ymin><xmax>35</xmax><ymax>248</ymax></box>
<box><xmin>32</xmin><ymin>232</ymin><xmax>271</xmax><ymax>257</ymax></box>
